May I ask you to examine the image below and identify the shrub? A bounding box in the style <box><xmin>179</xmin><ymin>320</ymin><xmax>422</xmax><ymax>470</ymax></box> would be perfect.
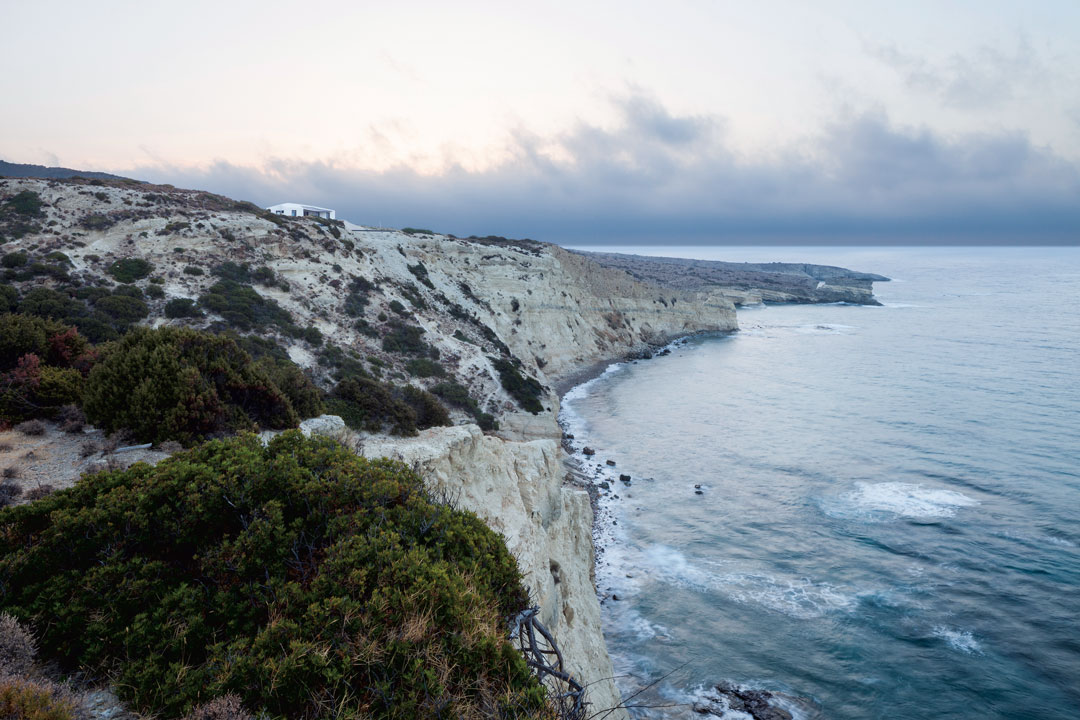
<box><xmin>431</xmin><ymin>381</ymin><xmax>498</xmax><ymax>431</ymax></box>
<box><xmin>198</xmin><ymin>281</ymin><xmax>295</xmax><ymax>334</ymax></box>
<box><xmin>328</xmin><ymin>377</ymin><xmax>417</xmax><ymax>435</ymax></box>
<box><xmin>254</xmin><ymin>357</ymin><xmax>325</xmax><ymax>420</ymax></box>
<box><xmin>0</xmin><ymin>285</ymin><xmax>16</xmax><ymax>312</ymax></box>
<box><xmin>79</xmin><ymin>213</ymin><xmax>115</xmax><ymax>231</ymax></box>
<box><xmin>406</xmin><ymin>261</ymin><xmax>435</xmax><ymax>289</ymax></box>
<box><xmin>22</xmin><ymin>485</ymin><xmax>55</xmax><ymax>502</ymax></box>
<box><xmin>492</xmin><ymin>357</ymin><xmax>544</xmax><ymax>414</ymax></box>
<box><xmin>381</xmin><ymin>320</ymin><xmax>432</xmax><ymax>356</ymax></box>
<box><xmin>401</xmin><ymin>385</ymin><xmax>451</xmax><ymax>429</ymax></box>
<box><xmin>94</xmin><ymin>294</ymin><xmax>148</xmax><ymax>326</ymax></box>
<box><xmin>388</xmin><ymin>299</ymin><xmax>407</xmax><ymax>315</ymax></box>
<box><xmin>0</xmin><ymin>433</ymin><xmax>542</xmax><ymax>719</ymax></box>
<box><xmin>401</xmin><ymin>227</ymin><xmax>434</xmax><ymax>235</ymax></box>
<box><xmin>406</xmin><ymin>357</ymin><xmax>446</xmax><ymax>378</ymax></box>
<box><xmin>301</xmin><ymin>326</ymin><xmax>322</xmax><ymax>347</ymax></box>
<box><xmin>0</xmin><ymin>314</ymin><xmax>93</xmax><ymax>372</ymax></box>
<box><xmin>183</xmin><ymin>265</ymin><xmax>204</xmax><ymax>276</ymax></box>
<box><xmin>5</xmin><ymin>191</ymin><xmax>44</xmax><ymax>217</ymax></box>
<box><xmin>164</xmin><ymin>298</ymin><xmax>202</xmax><ymax>319</ymax></box>
<box><xmin>2</xmin><ymin>251</ymin><xmax>28</xmax><ymax>268</ymax></box>
<box><xmin>211</xmin><ymin>261</ymin><xmax>249</xmax><ymax>282</ymax></box>
<box><xmin>0</xmin><ymin>483</ymin><xmax>22</xmax><ymax>508</ymax></box>
<box><xmin>81</xmin><ymin>327</ymin><xmax>299</xmax><ymax>445</ymax></box>
<box><xmin>250</xmin><ymin>265</ymin><xmax>275</xmax><ymax>286</ymax></box>
<box><xmin>111</xmin><ymin>284</ymin><xmax>143</xmax><ymax>299</ymax></box>
<box><xmin>145</xmin><ymin>284</ymin><xmax>165</xmax><ymax>299</ymax></box>
<box><xmin>0</xmin><ymin>676</ymin><xmax>78</xmax><ymax>720</ymax></box>
<box><xmin>106</xmin><ymin>257</ymin><xmax>153</xmax><ymax>282</ymax></box>
<box><xmin>182</xmin><ymin>694</ymin><xmax>253</xmax><ymax>720</ymax></box>
<box><xmin>0</xmin><ymin>612</ymin><xmax>37</xmax><ymax>675</ymax></box>
<box><xmin>0</xmin><ymin>318</ymin><xmax>94</xmax><ymax>422</ymax></box>
<box><xmin>13</xmin><ymin>420</ymin><xmax>46</xmax><ymax>436</ymax></box>
<box><xmin>342</xmin><ymin>276</ymin><xmax>375</xmax><ymax>317</ymax></box>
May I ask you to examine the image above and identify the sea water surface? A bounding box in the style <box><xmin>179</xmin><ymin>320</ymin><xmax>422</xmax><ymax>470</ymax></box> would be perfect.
<box><xmin>560</xmin><ymin>247</ymin><xmax>1080</xmax><ymax>719</ymax></box>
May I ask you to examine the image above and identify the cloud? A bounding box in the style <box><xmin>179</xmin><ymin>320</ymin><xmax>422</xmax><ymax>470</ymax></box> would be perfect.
<box><xmin>866</xmin><ymin>38</ymin><xmax>1047</xmax><ymax>110</ymax></box>
<box><xmin>128</xmin><ymin>92</ymin><xmax>1080</xmax><ymax>244</ymax></box>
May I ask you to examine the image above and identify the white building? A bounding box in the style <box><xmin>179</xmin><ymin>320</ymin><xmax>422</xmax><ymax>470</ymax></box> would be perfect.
<box><xmin>266</xmin><ymin>203</ymin><xmax>336</xmax><ymax>220</ymax></box>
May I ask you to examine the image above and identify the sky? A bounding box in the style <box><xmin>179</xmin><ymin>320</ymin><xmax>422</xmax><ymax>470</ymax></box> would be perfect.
<box><xmin>2</xmin><ymin>0</ymin><xmax>1079</xmax><ymax>244</ymax></box>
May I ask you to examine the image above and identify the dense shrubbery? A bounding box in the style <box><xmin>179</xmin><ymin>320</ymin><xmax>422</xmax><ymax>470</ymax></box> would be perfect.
<box><xmin>0</xmin><ymin>314</ymin><xmax>96</xmax><ymax>422</ymax></box>
<box><xmin>406</xmin><ymin>357</ymin><xmax>446</xmax><ymax>378</ymax></box>
<box><xmin>431</xmin><ymin>381</ymin><xmax>498</xmax><ymax>431</ymax></box>
<box><xmin>164</xmin><ymin>297</ymin><xmax>202</xmax><ymax>318</ymax></box>
<box><xmin>0</xmin><ymin>433</ymin><xmax>544</xmax><ymax>719</ymax></box>
<box><xmin>82</xmin><ymin>327</ymin><xmax>299</xmax><ymax>445</ymax></box>
<box><xmin>327</xmin><ymin>378</ymin><xmax>450</xmax><ymax>436</ymax></box>
<box><xmin>382</xmin><ymin>319</ymin><xmax>438</xmax><ymax>357</ymax></box>
<box><xmin>106</xmin><ymin>257</ymin><xmax>153</xmax><ymax>282</ymax></box>
<box><xmin>342</xmin><ymin>276</ymin><xmax>375</xmax><ymax>317</ymax></box>
<box><xmin>407</xmin><ymin>261</ymin><xmax>435</xmax><ymax>289</ymax></box>
<box><xmin>492</xmin><ymin>357</ymin><xmax>544</xmax><ymax>414</ymax></box>
<box><xmin>199</xmin><ymin>280</ymin><xmax>297</xmax><ymax>334</ymax></box>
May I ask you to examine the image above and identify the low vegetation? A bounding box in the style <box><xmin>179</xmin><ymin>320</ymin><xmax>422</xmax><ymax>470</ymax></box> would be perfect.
<box><xmin>0</xmin><ymin>433</ymin><xmax>546</xmax><ymax>719</ymax></box>
<box><xmin>326</xmin><ymin>377</ymin><xmax>450</xmax><ymax>436</ymax></box>
<box><xmin>431</xmin><ymin>381</ymin><xmax>498</xmax><ymax>431</ymax></box>
<box><xmin>81</xmin><ymin>327</ymin><xmax>300</xmax><ymax>445</ymax></box>
<box><xmin>491</xmin><ymin>357</ymin><xmax>545</xmax><ymax>414</ymax></box>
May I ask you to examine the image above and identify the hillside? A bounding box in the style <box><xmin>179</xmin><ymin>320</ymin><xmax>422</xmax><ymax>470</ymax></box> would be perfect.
<box><xmin>0</xmin><ymin>176</ymin><xmax>739</xmax><ymax>439</ymax></box>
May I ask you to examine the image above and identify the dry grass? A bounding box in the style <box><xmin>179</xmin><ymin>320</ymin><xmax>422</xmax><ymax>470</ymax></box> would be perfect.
<box><xmin>180</xmin><ymin>693</ymin><xmax>253</xmax><ymax>720</ymax></box>
<box><xmin>13</xmin><ymin>420</ymin><xmax>46</xmax><ymax>437</ymax></box>
<box><xmin>0</xmin><ymin>613</ymin><xmax>37</xmax><ymax>676</ymax></box>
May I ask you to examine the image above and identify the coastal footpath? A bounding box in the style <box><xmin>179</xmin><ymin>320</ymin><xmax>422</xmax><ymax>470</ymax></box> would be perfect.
<box><xmin>0</xmin><ymin>175</ymin><xmax>883</xmax><ymax>717</ymax></box>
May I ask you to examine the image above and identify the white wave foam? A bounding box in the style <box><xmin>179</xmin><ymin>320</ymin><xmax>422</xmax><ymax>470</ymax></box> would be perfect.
<box><xmin>933</xmin><ymin>626</ymin><xmax>983</xmax><ymax>654</ymax></box>
<box><xmin>639</xmin><ymin>546</ymin><xmax>857</xmax><ymax>619</ymax></box>
<box><xmin>832</xmin><ymin>482</ymin><xmax>978</xmax><ymax>519</ymax></box>
<box><xmin>794</xmin><ymin>323</ymin><xmax>858</xmax><ymax>334</ymax></box>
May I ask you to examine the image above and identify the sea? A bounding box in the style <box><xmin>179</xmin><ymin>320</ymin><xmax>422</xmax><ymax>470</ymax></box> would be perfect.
<box><xmin>559</xmin><ymin>246</ymin><xmax>1080</xmax><ymax>720</ymax></box>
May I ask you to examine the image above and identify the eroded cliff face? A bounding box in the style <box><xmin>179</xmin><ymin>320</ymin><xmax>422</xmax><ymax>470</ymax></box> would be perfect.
<box><xmin>0</xmin><ymin>177</ymin><xmax>746</xmax><ymax>719</ymax></box>
<box><xmin>365</xmin><ymin>426</ymin><xmax>626</xmax><ymax>719</ymax></box>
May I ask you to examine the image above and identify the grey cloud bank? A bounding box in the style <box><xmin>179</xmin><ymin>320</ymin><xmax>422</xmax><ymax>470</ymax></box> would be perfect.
<box><xmin>130</xmin><ymin>95</ymin><xmax>1080</xmax><ymax>246</ymax></box>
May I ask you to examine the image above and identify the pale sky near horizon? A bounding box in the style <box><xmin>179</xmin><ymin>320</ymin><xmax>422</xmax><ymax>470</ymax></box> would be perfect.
<box><xmin>2</xmin><ymin>1</ymin><xmax>1079</xmax><ymax>243</ymax></box>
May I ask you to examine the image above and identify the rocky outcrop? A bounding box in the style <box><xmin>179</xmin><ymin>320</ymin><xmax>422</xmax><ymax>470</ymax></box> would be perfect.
<box><xmin>365</xmin><ymin>426</ymin><xmax>626</xmax><ymax>718</ymax></box>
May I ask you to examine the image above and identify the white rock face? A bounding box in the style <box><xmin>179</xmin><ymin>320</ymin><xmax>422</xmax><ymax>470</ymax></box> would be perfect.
<box><xmin>297</xmin><ymin>414</ymin><xmax>346</xmax><ymax>438</ymax></box>
<box><xmin>365</xmin><ymin>426</ymin><xmax>627</xmax><ymax>719</ymax></box>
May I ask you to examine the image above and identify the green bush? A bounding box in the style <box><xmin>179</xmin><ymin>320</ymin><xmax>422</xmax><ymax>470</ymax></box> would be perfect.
<box><xmin>145</xmin><ymin>284</ymin><xmax>165</xmax><ymax>299</ymax></box>
<box><xmin>164</xmin><ymin>297</ymin><xmax>202</xmax><ymax>318</ymax></box>
<box><xmin>342</xmin><ymin>276</ymin><xmax>375</xmax><ymax>317</ymax></box>
<box><xmin>2</xmin><ymin>252</ymin><xmax>28</xmax><ymax>268</ymax></box>
<box><xmin>211</xmin><ymin>261</ymin><xmax>250</xmax><ymax>282</ymax></box>
<box><xmin>199</xmin><ymin>280</ymin><xmax>296</xmax><ymax>334</ymax></box>
<box><xmin>388</xmin><ymin>299</ymin><xmax>408</xmax><ymax>315</ymax></box>
<box><xmin>328</xmin><ymin>377</ymin><xmax>417</xmax><ymax>435</ymax></box>
<box><xmin>401</xmin><ymin>385</ymin><xmax>451</xmax><ymax>429</ymax></box>
<box><xmin>0</xmin><ymin>433</ymin><xmax>543</xmax><ymax>719</ymax></box>
<box><xmin>4</xmin><ymin>191</ymin><xmax>44</xmax><ymax>218</ymax></box>
<box><xmin>94</xmin><ymin>294</ymin><xmax>149</xmax><ymax>327</ymax></box>
<box><xmin>183</xmin><ymin>265</ymin><xmax>204</xmax><ymax>276</ymax></box>
<box><xmin>107</xmin><ymin>257</ymin><xmax>153</xmax><ymax>282</ymax></box>
<box><xmin>431</xmin><ymin>381</ymin><xmax>498</xmax><ymax>431</ymax></box>
<box><xmin>381</xmin><ymin>320</ymin><xmax>434</xmax><ymax>356</ymax></box>
<box><xmin>0</xmin><ymin>315</ymin><xmax>95</xmax><ymax>421</ymax></box>
<box><xmin>0</xmin><ymin>285</ymin><xmax>15</xmax><ymax>313</ymax></box>
<box><xmin>491</xmin><ymin>357</ymin><xmax>544</xmax><ymax>414</ymax></box>
<box><xmin>82</xmin><ymin>327</ymin><xmax>299</xmax><ymax>445</ymax></box>
<box><xmin>406</xmin><ymin>357</ymin><xmax>446</xmax><ymax>378</ymax></box>
<box><xmin>254</xmin><ymin>357</ymin><xmax>325</xmax><ymax>419</ymax></box>
<box><xmin>407</xmin><ymin>261</ymin><xmax>435</xmax><ymax>289</ymax></box>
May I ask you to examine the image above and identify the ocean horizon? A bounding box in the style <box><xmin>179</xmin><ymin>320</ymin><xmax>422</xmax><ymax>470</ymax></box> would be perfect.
<box><xmin>560</xmin><ymin>245</ymin><xmax>1080</xmax><ymax>719</ymax></box>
